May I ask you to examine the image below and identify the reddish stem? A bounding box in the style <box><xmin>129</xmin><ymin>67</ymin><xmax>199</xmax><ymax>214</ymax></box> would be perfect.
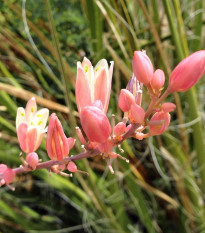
<box><xmin>12</xmin><ymin>123</ymin><xmax>141</xmax><ymax>176</ymax></box>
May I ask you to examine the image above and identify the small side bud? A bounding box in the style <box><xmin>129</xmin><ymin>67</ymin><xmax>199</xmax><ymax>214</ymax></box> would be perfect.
<box><xmin>151</xmin><ymin>69</ymin><xmax>165</xmax><ymax>90</ymax></box>
<box><xmin>129</xmin><ymin>103</ymin><xmax>145</xmax><ymax>124</ymax></box>
<box><xmin>118</xmin><ymin>89</ymin><xmax>135</xmax><ymax>112</ymax></box>
<box><xmin>26</xmin><ymin>152</ymin><xmax>39</xmax><ymax>170</ymax></box>
<box><xmin>161</xmin><ymin>103</ymin><xmax>176</xmax><ymax>112</ymax></box>
<box><xmin>67</xmin><ymin>161</ymin><xmax>77</xmax><ymax>173</ymax></box>
<box><xmin>3</xmin><ymin>168</ymin><xmax>15</xmax><ymax>185</ymax></box>
<box><xmin>114</xmin><ymin>122</ymin><xmax>126</xmax><ymax>136</ymax></box>
<box><xmin>149</xmin><ymin>112</ymin><xmax>170</xmax><ymax>135</ymax></box>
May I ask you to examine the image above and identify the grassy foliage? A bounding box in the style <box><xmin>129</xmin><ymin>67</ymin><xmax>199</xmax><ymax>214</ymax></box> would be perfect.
<box><xmin>0</xmin><ymin>0</ymin><xmax>205</xmax><ymax>232</ymax></box>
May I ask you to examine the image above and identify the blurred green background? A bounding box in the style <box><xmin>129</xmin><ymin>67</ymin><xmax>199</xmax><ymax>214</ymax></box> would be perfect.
<box><xmin>0</xmin><ymin>0</ymin><xmax>205</xmax><ymax>232</ymax></box>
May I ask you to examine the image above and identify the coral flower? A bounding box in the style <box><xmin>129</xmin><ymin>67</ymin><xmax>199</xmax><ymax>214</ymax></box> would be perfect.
<box><xmin>76</xmin><ymin>57</ymin><xmax>114</xmax><ymax>113</ymax></box>
<box><xmin>46</xmin><ymin>113</ymin><xmax>75</xmax><ymax>161</ymax></box>
<box><xmin>16</xmin><ymin>97</ymin><xmax>49</xmax><ymax>153</ymax></box>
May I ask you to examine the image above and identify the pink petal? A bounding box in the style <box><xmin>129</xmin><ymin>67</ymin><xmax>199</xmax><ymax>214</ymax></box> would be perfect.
<box><xmin>91</xmin><ymin>100</ymin><xmax>104</xmax><ymax>111</ymax></box>
<box><xmin>114</xmin><ymin>122</ymin><xmax>126</xmax><ymax>136</ymax></box>
<box><xmin>26</xmin><ymin>127</ymin><xmax>37</xmax><ymax>153</ymax></box>
<box><xmin>81</xmin><ymin>57</ymin><xmax>92</xmax><ymax>68</ymax></box>
<box><xmin>34</xmin><ymin>133</ymin><xmax>44</xmax><ymax>151</ymax></box>
<box><xmin>17</xmin><ymin>123</ymin><xmax>28</xmax><ymax>153</ymax></box>
<box><xmin>67</xmin><ymin>137</ymin><xmax>75</xmax><ymax>150</ymax></box>
<box><xmin>46</xmin><ymin>114</ymin><xmax>56</xmax><ymax>160</ymax></box>
<box><xmin>129</xmin><ymin>103</ymin><xmax>145</xmax><ymax>124</ymax></box>
<box><xmin>76</xmin><ymin>65</ymin><xmax>92</xmax><ymax>113</ymax></box>
<box><xmin>53</xmin><ymin>123</ymin><xmax>63</xmax><ymax>161</ymax></box>
<box><xmin>25</xmin><ymin>97</ymin><xmax>37</xmax><ymax>122</ymax></box>
<box><xmin>55</xmin><ymin>117</ymin><xmax>70</xmax><ymax>157</ymax></box>
<box><xmin>94</xmin><ymin>68</ymin><xmax>109</xmax><ymax>113</ymax></box>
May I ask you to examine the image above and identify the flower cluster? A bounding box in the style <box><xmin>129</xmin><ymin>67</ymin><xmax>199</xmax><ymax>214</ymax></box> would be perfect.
<box><xmin>1</xmin><ymin>50</ymin><xmax>205</xmax><ymax>188</ymax></box>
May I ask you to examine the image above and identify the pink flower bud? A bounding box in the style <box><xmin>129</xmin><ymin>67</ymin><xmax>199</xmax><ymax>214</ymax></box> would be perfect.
<box><xmin>67</xmin><ymin>161</ymin><xmax>77</xmax><ymax>173</ymax></box>
<box><xmin>149</xmin><ymin>112</ymin><xmax>170</xmax><ymax>135</ymax></box>
<box><xmin>168</xmin><ymin>50</ymin><xmax>205</xmax><ymax>92</ymax></box>
<box><xmin>161</xmin><ymin>103</ymin><xmax>176</xmax><ymax>112</ymax></box>
<box><xmin>80</xmin><ymin>106</ymin><xmax>111</xmax><ymax>143</ymax></box>
<box><xmin>151</xmin><ymin>69</ymin><xmax>165</xmax><ymax>90</ymax></box>
<box><xmin>98</xmin><ymin>140</ymin><xmax>113</xmax><ymax>153</ymax></box>
<box><xmin>132</xmin><ymin>51</ymin><xmax>154</xmax><ymax>86</ymax></box>
<box><xmin>3</xmin><ymin>168</ymin><xmax>15</xmax><ymax>185</ymax></box>
<box><xmin>129</xmin><ymin>103</ymin><xmax>145</xmax><ymax>124</ymax></box>
<box><xmin>118</xmin><ymin>89</ymin><xmax>135</xmax><ymax>112</ymax></box>
<box><xmin>46</xmin><ymin>113</ymin><xmax>75</xmax><ymax>161</ymax></box>
<box><xmin>16</xmin><ymin>97</ymin><xmax>49</xmax><ymax>153</ymax></box>
<box><xmin>26</xmin><ymin>152</ymin><xmax>39</xmax><ymax>170</ymax></box>
<box><xmin>114</xmin><ymin>122</ymin><xmax>126</xmax><ymax>136</ymax></box>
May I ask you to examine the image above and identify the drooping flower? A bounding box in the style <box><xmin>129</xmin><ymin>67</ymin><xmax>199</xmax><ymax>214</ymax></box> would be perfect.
<box><xmin>76</xmin><ymin>57</ymin><xmax>114</xmax><ymax>113</ymax></box>
<box><xmin>168</xmin><ymin>50</ymin><xmax>205</xmax><ymax>92</ymax></box>
<box><xmin>80</xmin><ymin>105</ymin><xmax>111</xmax><ymax>143</ymax></box>
<box><xmin>16</xmin><ymin>97</ymin><xmax>49</xmax><ymax>153</ymax></box>
<box><xmin>132</xmin><ymin>51</ymin><xmax>154</xmax><ymax>86</ymax></box>
<box><xmin>46</xmin><ymin>113</ymin><xmax>75</xmax><ymax>161</ymax></box>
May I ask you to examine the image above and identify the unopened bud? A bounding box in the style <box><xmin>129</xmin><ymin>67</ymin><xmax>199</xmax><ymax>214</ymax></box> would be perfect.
<box><xmin>168</xmin><ymin>50</ymin><xmax>205</xmax><ymax>92</ymax></box>
<box><xmin>149</xmin><ymin>112</ymin><xmax>170</xmax><ymax>135</ymax></box>
<box><xmin>80</xmin><ymin>106</ymin><xmax>111</xmax><ymax>143</ymax></box>
<box><xmin>161</xmin><ymin>102</ymin><xmax>176</xmax><ymax>112</ymax></box>
<box><xmin>26</xmin><ymin>152</ymin><xmax>39</xmax><ymax>170</ymax></box>
<box><xmin>67</xmin><ymin>161</ymin><xmax>77</xmax><ymax>173</ymax></box>
<box><xmin>129</xmin><ymin>103</ymin><xmax>145</xmax><ymax>124</ymax></box>
<box><xmin>151</xmin><ymin>69</ymin><xmax>165</xmax><ymax>90</ymax></box>
<box><xmin>132</xmin><ymin>51</ymin><xmax>154</xmax><ymax>86</ymax></box>
<box><xmin>118</xmin><ymin>89</ymin><xmax>135</xmax><ymax>112</ymax></box>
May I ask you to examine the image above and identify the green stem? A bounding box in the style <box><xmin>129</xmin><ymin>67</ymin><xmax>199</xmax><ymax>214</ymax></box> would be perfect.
<box><xmin>191</xmin><ymin>0</ymin><xmax>203</xmax><ymax>51</ymax></box>
<box><xmin>163</xmin><ymin>0</ymin><xmax>184</xmax><ymax>59</ymax></box>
